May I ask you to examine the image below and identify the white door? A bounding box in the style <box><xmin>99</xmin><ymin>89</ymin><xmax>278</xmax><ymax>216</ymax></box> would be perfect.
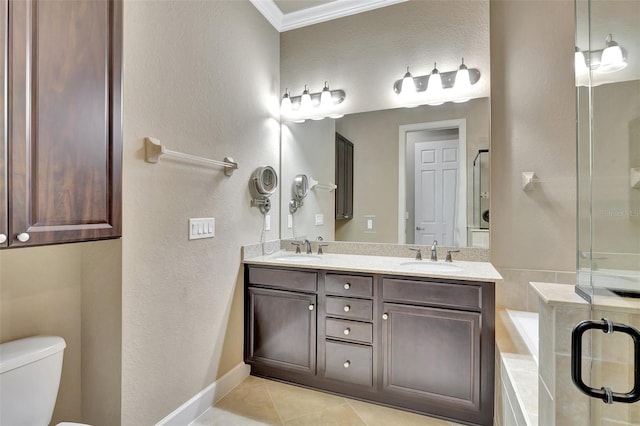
<box><xmin>414</xmin><ymin>140</ymin><xmax>459</xmax><ymax>246</ymax></box>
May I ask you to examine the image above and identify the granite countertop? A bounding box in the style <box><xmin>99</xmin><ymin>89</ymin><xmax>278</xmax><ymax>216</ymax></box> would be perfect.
<box><xmin>243</xmin><ymin>251</ymin><xmax>502</xmax><ymax>283</ymax></box>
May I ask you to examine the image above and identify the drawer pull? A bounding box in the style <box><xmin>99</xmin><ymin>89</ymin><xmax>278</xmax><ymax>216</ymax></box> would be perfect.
<box><xmin>382</xmin><ymin>313</ymin><xmax>388</xmax><ymax>320</ymax></box>
<box><xmin>0</xmin><ymin>234</ymin><xmax>6</xmax><ymax>244</ymax></box>
<box><xmin>17</xmin><ymin>232</ymin><xmax>30</xmax><ymax>243</ymax></box>
<box><xmin>343</xmin><ymin>328</ymin><xmax>351</xmax><ymax>336</ymax></box>
<box><xmin>308</xmin><ymin>304</ymin><xmax>314</xmax><ymax>311</ymax></box>
<box><xmin>343</xmin><ymin>360</ymin><xmax>351</xmax><ymax>368</ymax></box>
<box><xmin>344</xmin><ymin>283</ymin><xmax>351</xmax><ymax>290</ymax></box>
<box><xmin>343</xmin><ymin>305</ymin><xmax>351</xmax><ymax>312</ymax></box>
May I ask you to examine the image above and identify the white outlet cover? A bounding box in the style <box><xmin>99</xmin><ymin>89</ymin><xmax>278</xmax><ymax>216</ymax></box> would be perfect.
<box><xmin>315</xmin><ymin>214</ymin><xmax>324</xmax><ymax>226</ymax></box>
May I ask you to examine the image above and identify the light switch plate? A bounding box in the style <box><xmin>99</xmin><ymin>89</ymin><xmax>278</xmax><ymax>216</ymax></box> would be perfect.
<box><xmin>288</xmin><ymin>214</ymin><xmax>293</xmax><ymax>229</ymax></box>
<box><xmin>189</xmin><ymin>218</ymin><xmax>215</xmax><ymax>240</ymax></box>
<box><xmin>364</xmin><ymin>215</ymin><xmax>376</xmax><ymax>233</ymax></box>
<box><xmin>315</xmin><ymin>214</ymin><xmax>324</xmax><ymax>226</ymax></box>
<box><xmin>265</xmin><ymin>214</ymin><xmax>271</xmax><ymax>231</ymax></box>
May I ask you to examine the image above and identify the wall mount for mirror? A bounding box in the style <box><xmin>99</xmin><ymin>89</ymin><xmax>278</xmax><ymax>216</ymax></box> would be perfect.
<box><xmin>250</xmin><ymin>166</ymin><xmax>278</xmax><ymax>214</ymax></box>
<box><xmin>289</xmin><ymin>174</ymin><xmax>309</xmax><ymax>214</ymax></box>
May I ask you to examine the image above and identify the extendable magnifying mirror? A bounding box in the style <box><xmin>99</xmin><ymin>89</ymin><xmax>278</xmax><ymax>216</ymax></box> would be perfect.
<box><xmin>250</xmin><ymin>166</ymin><xmax>278</xmax><ymax>214</ymax></box>
<box><xmin>289</xmin><ymin>174</ymin><xmax>309</xmax><ymax>214</ymax></box>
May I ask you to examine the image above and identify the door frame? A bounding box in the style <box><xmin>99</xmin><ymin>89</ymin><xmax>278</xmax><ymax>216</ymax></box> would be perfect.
<box><xmin>397</xmin><ymin>119</ymin><xmax>467</xmax><ymax>245</ymax></box>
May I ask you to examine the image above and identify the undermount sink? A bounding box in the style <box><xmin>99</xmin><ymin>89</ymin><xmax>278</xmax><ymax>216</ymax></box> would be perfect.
<box><xmin>274</xmin><ymin>254</ymin><xmax>322</xmax><ymax>262</ymax></box>
<box><xmin>398</xmin><ymin>261</ymin><xmax>463</xmax><ymax>273</ymax></box>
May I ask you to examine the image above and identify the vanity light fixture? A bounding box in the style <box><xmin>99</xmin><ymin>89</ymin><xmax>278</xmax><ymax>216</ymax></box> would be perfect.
<box><xmin>394</xmin><ymin>58</ymin><xmax>481</xmax><ymax>107</ymax></box>
<box><xmin>575</xmin><ymin>34</ymin><xmax>627</xmax><ymax>78</ymax></box>
<box><xmin>280</xmin><ymin>82</ymin><xmax>346</xmax><ymax>122</ymax></box>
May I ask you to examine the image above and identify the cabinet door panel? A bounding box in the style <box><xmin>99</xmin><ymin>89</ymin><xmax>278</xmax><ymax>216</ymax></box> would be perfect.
<box><xmin>382</xmin><ymin>303</ymin><xmax>480</xmax><ymax>407</ymax></box>
<box><xmin>248</xmin><ymin>287</ymin><xmax>316</xmax><ymax>375</ymax></box>
<box><xmin>8</xmin><ymin>0</ymin><xmax>122</xmax><ymax>246</ymax></box>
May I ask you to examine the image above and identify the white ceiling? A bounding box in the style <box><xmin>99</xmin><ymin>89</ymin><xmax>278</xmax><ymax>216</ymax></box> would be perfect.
<box><xmin>250</xmin><ymin>0</ymin><xmax>407</xmax><ymax>32</ymax></box>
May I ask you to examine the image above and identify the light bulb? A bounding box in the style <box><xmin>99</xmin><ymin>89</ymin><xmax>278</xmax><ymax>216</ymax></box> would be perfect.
<box><xmin>598</xmin><ymin>35</ymin><xmax>626</xmax><ymax>73</ymax></box>
<box><xmin>280</xmin><ymin>89</ymin><xmax>292</xmax><ymax>114</ymax></box>
<box><xmin>400</xmin><ymin>67</ymin><xmax>416</xmax><ymax>94</ymax></box>
<box><xmin>426</xmin><ymin>63</ymin><xmax>444</xmax><ymax>106</ymax></box>
<box><xmin>453</xmin><ymin>58</ymin><xmax>471</xmax><ymax>103</ymax></box>
<box><xmin>300</xmin><ymin>85</ymin><xmax>312</xmax><ymax>111</ymax></box>
<box><xmin>574</xmin><ymin>49</ymin><xmax>588</xmax><ymax>76</ymax></box>
<box><xmin>320</xmin><ymin>82</ymin><xmax>333</xmax><ymax>107</ymax></box>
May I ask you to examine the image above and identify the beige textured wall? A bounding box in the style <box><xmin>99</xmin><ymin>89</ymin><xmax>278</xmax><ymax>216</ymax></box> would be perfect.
<box><xmin>280</xmin><ymin>0</ymin><xmax>490</xmax><ymax>115</ymax></box>
<box><xmin>490</xmin><ymin>0</ymin><xmax>576</xmax><ymax>273</ymax></box>
<box><xmin>335</xmin><ymin>99</ymin><xmax>489</xmax><ymax>243</ymax></box>
<box><xmin>121</xmin><ymin>1</ymin><xmax>280</xmax><ymax>424</ymax></box>
<box><xmin>0</xmin><ymin>240</ymin><xmax>121</xmax><ymax>425</ymax></box>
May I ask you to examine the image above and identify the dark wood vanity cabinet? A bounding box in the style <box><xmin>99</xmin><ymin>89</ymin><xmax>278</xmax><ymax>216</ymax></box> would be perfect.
<box><xmin>1</xmin><ymin>0</ymin><xmax>123</xmax><ymax>248</ymax></box>
<box><xmin>245</xmin><ymin>267</ymin><xmax>318</xmax><ymax>375</ymax></box>
<box><xmin>380</xmin><ymin>278</ymin><xmax>494</xmax><ymax>425</ymax></box>
<box><xmin>335</xmin><ymin>133</ymin><xmax>353</xmax><ymax>220</ymax></box>
<box><xmin>244</xmin><ymin>265</ymin><xmax>495</xmax><ymax>426</ymax></box>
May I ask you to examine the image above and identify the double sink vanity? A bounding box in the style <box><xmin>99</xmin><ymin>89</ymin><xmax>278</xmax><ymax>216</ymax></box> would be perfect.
<box><xmin>243</xmin><ymin>248</ymin><xmax>501</xmax><ymax>425</ymax></box>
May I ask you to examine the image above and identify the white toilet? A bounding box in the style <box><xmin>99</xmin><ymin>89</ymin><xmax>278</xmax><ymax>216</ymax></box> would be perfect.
<box><xmin>0</xmin><ymin>335</ymin><xmax>89</xmax><ymax>426</ymax></box>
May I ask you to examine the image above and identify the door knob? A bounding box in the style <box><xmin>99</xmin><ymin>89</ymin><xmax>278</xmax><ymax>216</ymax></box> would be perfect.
<box><xmin>17</xmin><ymin>232</ymin><xmax>30</xmax><ymax>243</ymax></box>
<box><xmin>382</xmin><ymin>313</ymin><xmax>388</xmax><ymax>320</ymax></box>
<box><xmin>343</xmin><ymin>360</ymin><xmax>351</xmax><ymax>368</ymax></box>
<box><xmin>0</xmin><ymin>234</ymin><xmax>6</xmax><ymax>244</ymax></box>
<box><xmin>308</xmin><ymin>304</ymin><xmax>314</xmax><ymax>311</ymax></box>
<box><xmin>343</xmin><ymin>305</ymin><xmax>351</xmax><ymax>312</ymax></box>
<box><xmin>343</xmin><ymin>328</ymin><xmax>351</xmax><ymax>335</ymax></box>
<box><xmin>343</xmin><ymin>283</ymin><xmax>351</xmax><ymax>290</ymax></box>
<box><xmin>416</xmin><ymin>226</ymin><xmax>425</xmax><ymax>231</ymax></box>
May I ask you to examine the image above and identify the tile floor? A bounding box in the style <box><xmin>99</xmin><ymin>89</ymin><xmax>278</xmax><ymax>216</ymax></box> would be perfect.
<box><xmin>192</xmin><ymin>376</ymin><xmax>463</xmax><ymax>426</ymax></box>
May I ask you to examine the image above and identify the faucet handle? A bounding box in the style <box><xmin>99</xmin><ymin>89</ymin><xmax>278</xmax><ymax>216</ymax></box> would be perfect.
<box><xmin>445</xmin><ymin>250</ymin><xmax>460</xmax><ymax>262</ymax></box>
<box><xmin>318</xmin><ymin>243</ymin><xmax>329</xmax><ymax>255</ymax></box>
<box><xmin>290</xmin><ymin>241</ymin><xmax>302</xmax><ymax>254</ymax></box>
<box><xmin>408</xmin><ymin>247</ymin><xmax>422</xmax><ymax>260</ymax></box>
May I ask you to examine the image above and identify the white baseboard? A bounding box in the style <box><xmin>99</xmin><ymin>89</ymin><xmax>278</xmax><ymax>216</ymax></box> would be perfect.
<box><xmin>155</xmin><ymin>362</ymin><xmax>250</xmax><ymax>426</ymax></box>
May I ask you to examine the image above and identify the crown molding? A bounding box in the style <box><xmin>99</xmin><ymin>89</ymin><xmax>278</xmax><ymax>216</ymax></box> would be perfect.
<box><xmin>251</xmin><ymin>0</ymin><xmax>408</xmax><ymax>32</ymax></box>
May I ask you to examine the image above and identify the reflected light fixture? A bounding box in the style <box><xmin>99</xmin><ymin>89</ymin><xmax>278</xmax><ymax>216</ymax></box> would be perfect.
<box><xmin>575</xmin><ymin>33</ymin><xmax>628</xmax><ymax>81</ymax></box>
<box><xmin>280</xmin><ymin>82</ymin><xmax>346</xmax><ymax>122</ymax></box>
<box><xmin>394</xmin><ymin>58</ymin><xmax>481</xmax><ymax>107</ymax></box>
<box><xmin>598</xmin><ymin>34</ymin><xmax>627</xmax><ymax>73</ymax></box>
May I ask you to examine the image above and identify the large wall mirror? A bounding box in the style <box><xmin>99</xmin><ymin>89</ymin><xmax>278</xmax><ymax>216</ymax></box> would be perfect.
<box><xmin>279</xmin><ymin>1</ymin><xmax>490</xmax><ymax>248</ymax></box>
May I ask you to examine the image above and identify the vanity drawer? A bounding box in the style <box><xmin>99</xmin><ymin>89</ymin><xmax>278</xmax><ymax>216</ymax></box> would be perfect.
<box><xmin>382</xmin><ymin>278</ymin><xmax>482</xmax><ymax>310</ymax></box>
<box><xmin>324</xmin><ymin>341</ymin><xmax>372</xmax><ymax>387</ymax></box>
<box><xmin>325</xmin><ymin>318</ymin><xmax>373</xmax><ymax>344</ymax></box>
<box><xmin>325</xmin><ymin>274</ymin><xmax>373</xmax><ymax>297</ymax></box>
<box><xmin>248</xmin><ymin>267</ymin><xmax>317</xmax><ymax>292</ymax></box>
<box><xmin>325</xmin><ymin>296</ymin><xmax>373</xmax><ymax>321</ymax></box>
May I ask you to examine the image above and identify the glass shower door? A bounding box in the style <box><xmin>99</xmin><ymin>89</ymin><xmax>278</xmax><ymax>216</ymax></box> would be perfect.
<box><xmin>574</xmin><ymin>0</ymin><xmax>640</xmax><ymax>423</ymax></box>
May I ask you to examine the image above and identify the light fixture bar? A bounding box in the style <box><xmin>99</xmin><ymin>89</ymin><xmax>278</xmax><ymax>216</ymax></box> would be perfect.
<box><xmin>288</xmin><ymin>89</ymin><xmax>346</xmax><ymax>107</ymax></box>
<box><xmin>393</xmin><ymin>68</ymin><xmax>481</xmax><ymax>94</ymax></box>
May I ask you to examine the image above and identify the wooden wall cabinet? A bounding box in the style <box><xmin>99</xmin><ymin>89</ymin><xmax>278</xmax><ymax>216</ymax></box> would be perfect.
<box><xmin>1</xmin><ymin>0</ymin><xmax>122</xmax><ymax>248</ymax></box>
<box><xmin>335</xmin><ymin>133</ymin><xmax>353</xmax><ymax>220</ymax></box>
<box><xmin>245</xmin><ymin>264</ymin><xmax>495</xmax><ymax>425</ymax></box>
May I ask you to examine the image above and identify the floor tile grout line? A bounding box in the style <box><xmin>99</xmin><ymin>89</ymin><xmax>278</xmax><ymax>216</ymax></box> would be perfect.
<box><xmin>344</xmin><ymin>398</ymin><xmax>371</xmax><ymax>426</ymax></box>
<box><xmin>262</xmin><ymin>380</ymin><xmax>286</xmax><ymax>425</ymax></box>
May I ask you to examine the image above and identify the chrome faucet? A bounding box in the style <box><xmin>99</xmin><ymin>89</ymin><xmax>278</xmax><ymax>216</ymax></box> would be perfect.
<box><xmin>302</xmin><ymin>239</ymin><xmax>312</xmax><ymax>254</ymax></box>
<box><xmin>430</xmin><ymin>240</ymin><xmax>438</xmax><ymax>262</ymax></box>
<box><xmin>409</xmin><ymin>247</ymin><xmax>422</xmax><ymax>260</ymax></box>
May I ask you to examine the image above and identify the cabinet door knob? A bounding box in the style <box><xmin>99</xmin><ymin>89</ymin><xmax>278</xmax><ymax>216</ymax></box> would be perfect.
<box><xmin>343</xmin><ymin>360</ymin><xmax>351</xmax><ymax>368</ymax></box>
<box><xmin>382</xmin><ymin>313</ymin><xmax>388</xmax><ymax>320</ymax></box>
<box><xmin>343</xmin><ymin>328</ymin><xmax>351</xmax><ymax>335</ymax></box>
<box><xmin>343</xmin><ymin>305</ymin><xmax>351</xmax><ymax>312</ymax></box>
<box><xmin>17</xmin><ymin>232</ymin><xmax>30</xmax><ymax>243</ymax></box>
<box><xmin>343</xmin><ymin>283</ymin><xmax>351</xmax><ymax>290</ymax></box>
<box><xmin>308</xmin><ymin>304</ymin><xmax>314</xmax><ymax>311</ymax></box>
<box><xmin>0</xmin><ymin>234</ymin><xmax>6</xmax><ymax>244</ymax></box>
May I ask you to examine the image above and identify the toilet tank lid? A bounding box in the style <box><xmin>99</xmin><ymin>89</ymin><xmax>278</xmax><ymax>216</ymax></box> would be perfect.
<box><xmin>0</xmin><ymin>336</ymin><xmax>66</xmax><ymax>374</ymax></box>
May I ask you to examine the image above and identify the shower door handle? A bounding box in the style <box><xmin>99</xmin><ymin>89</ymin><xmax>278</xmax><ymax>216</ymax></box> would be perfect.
<box><xmin>571</xmin><ymin>318</ymin><xmax>640</xmax><ymax>404</ymax></box>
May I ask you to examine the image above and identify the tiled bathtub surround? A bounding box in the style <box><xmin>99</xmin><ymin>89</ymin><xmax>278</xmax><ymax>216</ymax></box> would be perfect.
<box><xmin>531</xmin><ymin>282</ymin><xmax>640</xmax><ymax>426</ymax></box>
<box><xmin>496</xmin><ymin>268</ymin><xmax>576</xmax><ymax>312</ymax></box>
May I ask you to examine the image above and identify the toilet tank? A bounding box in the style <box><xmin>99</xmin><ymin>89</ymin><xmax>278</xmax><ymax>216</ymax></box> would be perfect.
<box><xmin>0</xmin><ymin>336</ymin><xmax>66</xmax><ymax>426</ymax></box>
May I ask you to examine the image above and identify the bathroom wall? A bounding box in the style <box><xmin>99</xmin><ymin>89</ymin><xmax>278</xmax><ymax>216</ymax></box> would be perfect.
<box><xmin>490</xmin><ymin>0</ymin><xmax>577</xmax><ymax>305</ymax></box>
<box><xmin>280</xmin><ymin>0</ymin><xmax>490</xmax><ymax>116</ymax></box>
<box><xmin>0</xmin><ymin>240</ymin><xmax>121</xmax><ymax>425</ymax></box>
<box><xmin>121</xmin><ymin>1</ymin><xmax>280</xmax><ymax>424</ymax></box>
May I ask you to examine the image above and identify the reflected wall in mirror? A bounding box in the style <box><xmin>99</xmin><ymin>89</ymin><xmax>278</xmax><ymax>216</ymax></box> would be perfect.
<box><xmin>281</xmin><ymin>99</ymin><xmax>490</xmax><ymax>247</ymax></box>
